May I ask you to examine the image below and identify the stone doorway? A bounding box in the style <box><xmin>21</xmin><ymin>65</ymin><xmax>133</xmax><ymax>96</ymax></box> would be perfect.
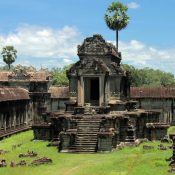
<box><xmin>84</xmin><ymin>77</ymin><xmax>99</xmax><ymax>106</ymax></box>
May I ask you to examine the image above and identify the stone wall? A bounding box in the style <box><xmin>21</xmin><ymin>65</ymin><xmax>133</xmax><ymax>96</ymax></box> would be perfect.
<box><xmin>135</xmin><ymin>98</ymin><xmax>173</xmax><ymax>124</ymax></box>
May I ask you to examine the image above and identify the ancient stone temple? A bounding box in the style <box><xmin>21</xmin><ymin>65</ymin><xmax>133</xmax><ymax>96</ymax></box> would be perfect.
<box><xmin>0</xmin><ymin>66</ymin><xmax>51</xmax><ymax>138</ymax></box>
<box><xmin>0</xmin><ymin>87</ymin><xmax>31</xmax><ymax>138</ymax></box>
<box><xmin>33</xmin><ymin>35</ymin><xmax>169</xmax><ymax>152</ymax></box>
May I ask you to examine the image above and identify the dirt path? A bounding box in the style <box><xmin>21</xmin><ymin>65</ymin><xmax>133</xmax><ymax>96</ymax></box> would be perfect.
<box><xmin>64</xmin><ymin>166</ymin><xmax>80</xmax><ymax>175</ymax></box>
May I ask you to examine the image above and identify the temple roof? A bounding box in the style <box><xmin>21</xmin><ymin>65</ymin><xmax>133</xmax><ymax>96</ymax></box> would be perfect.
<box><xmin>0</xmin><ymin>87</ymin><xmax>30</xmax><ymax>102</ymax></box>
<box><xmin>77</xmin><ymin>34</ymin><xmax>120</xmax><ymax>58</ymax></box>
<box><xmin>49</xmin><ymin>86</ymin><xmax>69</xmax><ymax>99</ymax></box>
<box><xmin>131</xmin><ymin>87</ymin><xmax>175</xmax><ymax>98</ymax></box>
<box><xmin>0</xmin><ymin>70</ymin><xmax>51</xmax><ymax>82</ymax></box>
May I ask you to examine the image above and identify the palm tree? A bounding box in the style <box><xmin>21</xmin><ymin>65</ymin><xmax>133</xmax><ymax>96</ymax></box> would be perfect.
<box><xmin>1</xmin><ymin>46</ymin><xmax>17</xmax><ymax>69</ymax></box>
<box><xmin>105</xmin><ymin>2</ymin><xmax>129</xmax><ymax>51</ymax></box>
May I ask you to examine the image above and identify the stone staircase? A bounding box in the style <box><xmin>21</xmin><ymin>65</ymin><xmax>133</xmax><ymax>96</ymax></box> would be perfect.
<box><xmin>69</xmin><ymin>116</ymin><xmax>101</xmax><ymax>153</ymax></box>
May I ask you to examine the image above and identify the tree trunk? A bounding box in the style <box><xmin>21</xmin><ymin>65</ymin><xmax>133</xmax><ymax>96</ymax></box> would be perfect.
<box><xmin>116</xmin><ymin>30</ymin><xmax>118</xmax><ymax>52</ymax></box>
<box><xmin>8</xmin><ymin>64</ymin><xmax>10</xmax><ymax>70</ymax></box>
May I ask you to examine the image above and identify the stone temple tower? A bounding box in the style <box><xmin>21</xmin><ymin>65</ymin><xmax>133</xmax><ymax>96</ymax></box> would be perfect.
<box><xmin>67</xmin><ymin>34</ymin><xmax>131</xmax><ymax>110</ymax></box>
<box><xmin>33</xmin><ymin>34</ymin><xmax>169</xmax><ymax>153</ymax></box>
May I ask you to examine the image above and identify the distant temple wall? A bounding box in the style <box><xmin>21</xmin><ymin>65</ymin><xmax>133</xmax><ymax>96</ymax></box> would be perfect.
<box><xmin>48</xmin><ymin>86</ymin><xmax>175</xmax><ymax>125</ymax></box>
<box><xmin>131</xmin><ymin>87</ymin><xmax>175</xmax><ymax>124</ymax></box>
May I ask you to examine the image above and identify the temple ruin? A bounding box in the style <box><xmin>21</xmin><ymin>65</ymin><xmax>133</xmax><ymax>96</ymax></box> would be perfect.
<box><xmin>32</xmin><ymin>35</ymin><xmax>169</xmax><ymax>153</ymax></box>
<box><xmin>0</xmin><ymin>66</ymin><xmax>51</xmax><ymax>138</ymax></box>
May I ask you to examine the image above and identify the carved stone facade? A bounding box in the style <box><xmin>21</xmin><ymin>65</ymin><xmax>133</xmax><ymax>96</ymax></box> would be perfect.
<box><xmin>33</xmin><ymin>35</ymin><xmax>169</xmax><ymax>152</ymax></box>
<box><xmin>0</xmin><ymin>67</ymin><xmax>51</xmax><ymax>138</ymax></box>
<box><xmin>0</xmin><ymin>35</ymin><xmax>170</xmax><ymax>151</ymax></box>
<box><xmin>131</xmin><ymin>87</ymin><xmax>175</xmax><ymax>124</ymax></box>
<box><xmin>0</xmin><ymin>87</ymin><xmax>31</xmax><ymax>138</ymax></box>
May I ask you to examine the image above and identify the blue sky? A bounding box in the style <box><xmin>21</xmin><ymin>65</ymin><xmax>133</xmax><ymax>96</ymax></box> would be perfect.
<box><xmin>0</xmin><ymin>0</ymin><xmax>175</xmax><ymax>74</ymax></box>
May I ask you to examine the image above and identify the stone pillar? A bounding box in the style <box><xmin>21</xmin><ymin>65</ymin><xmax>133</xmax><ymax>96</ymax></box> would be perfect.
<box><xmin>13</xmin><ymin>107</ymin><xmax>16</xmax><ymax>128</ymax></box>
<box><xmin>77</xmin><ymin>77</ymin><xmax>84</xmax><ymax>106</ymax></box>
<box><xmin>25</xmin><ymin>104</ymin><xmax>28</xmax><ymax>125</ymax></box>
<box><xmin>19</xmin><ymin>113</ymin><xmax>21</xmax><ymax>126</ymax></box>
<box><xmin>104</xmin><ymin>77</ymin><xmax>110</xmax><ymax>104</ymax></box>
<box><xmin>4</xmin><ymin>114</ymin><xmax>6</xmax><ymax>132</ymax></box>
<box><xmin>171</xmin><ymin>99</ymin><xmax>175</xmax><ymax>124</ymax></box>
<box><xmin>0</xmin><ymin>114</ymin><xmax>2</xmax><ymax>129</ymax></box>
<box><xmin>9</xmin><ymin>114</ymin><xmax>12</xmax><ymax>129</ymax></box>
<box><xmin>99</xmin><ymin>75</ymin><xmax>104</xmax><ymax>106</ymax></box>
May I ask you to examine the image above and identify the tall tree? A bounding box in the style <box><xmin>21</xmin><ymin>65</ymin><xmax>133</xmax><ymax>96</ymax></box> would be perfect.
<box><xmin>105</xmin><ymin>2</ymin><xmax>129</xmax><ymax>51</ymax></box>
<box><xmin>1</xmin><ymin>46</ymin><xmax>17</xmax><ymax>69</ymax></box>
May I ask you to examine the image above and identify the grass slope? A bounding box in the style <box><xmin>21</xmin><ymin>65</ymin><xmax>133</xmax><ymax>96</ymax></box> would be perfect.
<box><xmin>0</xmin><ymin>131</ymin><xmax>172</xmax><ymax>175</ymax></box>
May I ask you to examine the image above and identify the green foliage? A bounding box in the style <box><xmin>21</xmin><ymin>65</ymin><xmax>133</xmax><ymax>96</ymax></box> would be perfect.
<box><xmin>122</xmin><ymin>64</ymin><xmax>175</xmax><ymax>87</ymax></box>
<box><xmin>1</xmin><ymin>46</ymin><xmax>17</xmax><ymax>69</ymax></box>
<box><xmin>0</xmin><ymin>131</ymin><xmax>172</xmax><ymax>175</ymax></box>
<box><xmin>168</xmin><ymin>126</ymin><xmax>175</xmax><ymax>135</ymax></box>
<box><xmin>105</xmin><ymin>2</ymin><xmax>129</xmax><ymax>31</ymax></box>
<box><xmin>51</xmin><ymin>64</ymin><xmax>72</xmax><ymax>86</ymax></box>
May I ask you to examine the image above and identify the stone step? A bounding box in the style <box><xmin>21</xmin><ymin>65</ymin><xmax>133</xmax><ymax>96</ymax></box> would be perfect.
<box><xmin>77</xmin><ymin>124</ymin><xmax>100</xmax><ymax>126</ymax></box>
<box><xmin>77</xmin><ymin>123</ymin><xmax>100</xmax><ymax>125</ymax></box>
<box><xmin>76</xmin><ymin>138</ymin><xmax>97</xmax><ymax>141</ymax></box>
<box><xmin>76</xmin><ymin>140</ymin><xmax>97</xmax><ymax>142</ymax></box>
<box><xmin>68</xmin><ymin>147</ymin><xmax>96</xmax><ymax>151</ymax></box>
<box><xmin>77</xmin><ymin>138</ymin><xmax>97</xmax><ymax>140</ymax></box>
<box><xmin>77</xmin><ymin>130</ymin><xmax>99</xmax><ymax>132</ymax></box>
<box><xmin>77</xmin><ymin>128</ymin><xmax>99</xmax><ymax>130</ymax></box>
<box><xmin>78</xmin><ymin>126</ymin><xmax>100</xmax><ymax>128</ymax></box>
<box><xmin>77</xmin><ymin>133</ymin><xmax>97</xmax><ymax>136</ymax></box>
<box><xmin>77</xmin><ymin>120</ymin><xmax>101</xmax><ymax>124</ymax></box>
<box><xmin>77</xmin><ymin>121</ymin><xmax>101</xmax><ymax>123</ymax></box>
<box><xmin>77</xmin><ymin>135</ymin><xmax>98</xmax><ymax>137</ymax></box>
<box><xmin>78</xmin><ymin>124</ymin><xmax>100</xmax><ymax>126</ymax></box>
<box><xmin>78</xmin><ymin>130</ymin><xmax>99</xmax><ymax>133</ymax></box>
<box><xmin>77</xmin><ymin>134</ymin><xmax>98</xmax><ymax>136</ymax></box>
<box><xmin>78</xmin><ymin>117</ymin><xmax>101</xmax><ymax>119</ymax></box>
<box><xmin>77</xmin><ymin>120</ymin><xmax>101</xmax><ymax>122</ymax></box>
<box><xmin>69</xmin><ymin>150</ymin><xmax>96</xmax><ymax>153</ymax></box>
<box><xmin>74</xmin><ymin>147</ymin><xmax>96</xmax><ymax>150</ymax></box>
<box><xmin>76</xmin><ymin>141</ymin><xmax>97</xmax><ymax>143</ymax></box>
<box><xmin>77</xmin><ymin>127</ymin><xmax>99</xmax><ymax>129</ymax></box>
<box><xmin>66</xmin><ymin>117</ymin><xmax>102</xmax><ymax>153</ymax></box>
<box><xmin>77</xmin><ymin>134</ymin><xmax>97</xmax><ymax>136</ymax></box>
<box><xmin>76</xmin><ymin>143</ymin><xmax>97</xmax><ymax>146</ymax></box>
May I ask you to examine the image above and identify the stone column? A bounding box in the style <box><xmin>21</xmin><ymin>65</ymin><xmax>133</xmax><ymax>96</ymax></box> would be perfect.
<box><xmin>99</xmin><ymin>75</ymin><xmax>104</xmax><ymax>106</ymax></box>
<box><xmin>4</xmin><ymin>114</ymin><xmax>6</xmax><ymax>132</ymax></box>
<box><xmin>104</xmin><ymin>77</ymin><xmax>109</xmax><ymax>104</ymax></box>
<box><xmin>25</xmin><ymin>104</ymin><xmax>28</xmax><ymax>125</ymax></box>
<box><xmin>171</xmin><ymin>98</ymin><xmax>175</xmax><ymax>124</ymax></box>
<box><xmin>13</xmin><ymin>107</ymin><xmax>16</xmax><ymax>128</ymax></box>
<box><xmin>0</xmin><ymin>114</ymin><xmax>2</xmax><ymax>129</ymax></box>
<box><xmin>77</xmin><ymin>77</ymin><xmax>84</xmax><ymax>106</ymax></box>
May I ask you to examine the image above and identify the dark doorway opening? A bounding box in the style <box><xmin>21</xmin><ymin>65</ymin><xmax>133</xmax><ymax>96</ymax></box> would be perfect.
<box><xmin>84</xmin><ymin>77</ymin><xmax>99</xmax><ymax>106</ymax></box>
<box><xmin>90</xmin><ymin>78</ymin><xmax>99</xmax><ymax>100</ymax></box>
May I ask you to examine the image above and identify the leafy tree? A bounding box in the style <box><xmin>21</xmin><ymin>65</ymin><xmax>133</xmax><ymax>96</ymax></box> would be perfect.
<box><xmin>52</xmin><ymin>64</ymin><xmax>72</xmax><ymax>86</ymax></box>
<box><xmin>105</xmin><ymin>1</ymin><xmax>129</xmax><ymax>51</ymax></box>
<box><xmin>1</xmin><ymin>46</ymin><xmax>17</xmax><ymax>69</ymax></box>
<box><xmin>122</xmin><ymin>64</ymin><xmax>175</xmax><ymax>87</ymax></box>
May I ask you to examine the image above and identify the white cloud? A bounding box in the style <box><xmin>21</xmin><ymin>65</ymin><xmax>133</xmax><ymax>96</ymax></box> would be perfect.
<box><xmin>1</xmin><ymin>24</ymin><xmax>175</xmax><ymax>74</ymax></box>
<box><xmin>63</xmin><ymin>58</ymin><xmax>73</xmax><ymax>63</ymax></box>
<box><xmin>108</xmin><ymin>39</ymin><xmax>175</xmax><ymax>73</ymax></box>
<box><xmin>110</xmin><ymin>40</ymin><xmax>175</xmax><ymax>74</ymax></box>
<box><xmin>127</xmin><ymin>2</ymin><xmax>140</xmax><ymax>9</ymax></box>
<box><xmin>0</xmin><ymin>24</ymin><xmax>82</xmax><ymax>67</ymax></box>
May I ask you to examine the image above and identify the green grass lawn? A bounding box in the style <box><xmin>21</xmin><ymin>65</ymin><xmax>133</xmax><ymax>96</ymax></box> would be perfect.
<box><xmin>0</xmin><ymin>130</ymin><xmax>173</xmax><ymax>175</ymax></box>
